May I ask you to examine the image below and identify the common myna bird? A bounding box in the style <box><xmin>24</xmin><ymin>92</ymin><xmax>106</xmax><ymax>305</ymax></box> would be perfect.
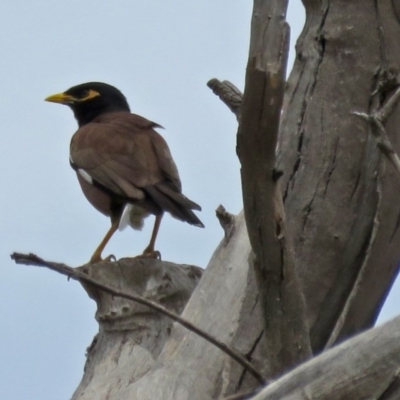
<box><xmin>45</xmin><ymin>82</ymin><xmax>204</xmax><ymax>262</ymax></box>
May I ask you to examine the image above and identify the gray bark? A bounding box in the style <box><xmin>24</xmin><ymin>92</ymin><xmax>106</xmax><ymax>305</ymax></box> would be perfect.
<box><xmin>237</xmin><ymin>0</ymin><xmax>311</xmax><ymax>377</ymax></box>
<box><xmin>251</xmin><ymin>315</ymin><xmax>400</xmax><ymax>400</ymax></box>
<box><xmin>72</xmin><ymin>213</ymin><xmax>270</xmax><ymax>399</ymax></box>
<box><xmin>276</xmin><ymin>0</ymin><xmax>400</xmax><ymax>353</ymax></box>
<box><xmin>71</xmin><ymin>259</ymin><xmax>203</xmax><ymax>399</ymax></box>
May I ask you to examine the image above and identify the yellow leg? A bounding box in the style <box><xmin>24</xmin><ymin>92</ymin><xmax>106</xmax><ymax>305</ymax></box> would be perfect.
<box><xmin>90</xmin><ymin>219</ymin><xmax>120</xmax><ymax>263</ymax></box>
<box><xmin>142</xmin><ymin>214</ymin><xmax>163</xmax><ymax>258</ymax></box>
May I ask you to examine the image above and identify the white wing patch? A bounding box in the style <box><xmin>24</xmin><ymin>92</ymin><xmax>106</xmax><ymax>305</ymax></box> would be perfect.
<box><xmin>70</xmin><ymin>154</ymin><xmax>93</xmax><ymax>184</ymax></box>
<box><xmin>78</xmin><ymin>169</ymin><xmax>93</xmax><ymax>184</ymax></box>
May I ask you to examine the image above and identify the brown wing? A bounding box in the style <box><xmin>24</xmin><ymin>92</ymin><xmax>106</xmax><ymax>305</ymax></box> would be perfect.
<box><xmin>70</xmin><ymin>112</ymin><xmax>203</xmax><ymax>227</ymax></box>
<box><xmin>148</xmin><ymin>130</ymin><xmax>181</xmax><ymax>192</ymax></box>
<box><xmin>70</xmin><ymin>112</ymin><xmax>166</xmax><ymax>199</ymax></box>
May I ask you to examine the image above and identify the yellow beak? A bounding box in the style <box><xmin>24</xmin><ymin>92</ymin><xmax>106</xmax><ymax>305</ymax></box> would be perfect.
<box><xmin>45</xmin><ymin>92</ymin><xmax>76</xmax><ymax>105</ymax></box>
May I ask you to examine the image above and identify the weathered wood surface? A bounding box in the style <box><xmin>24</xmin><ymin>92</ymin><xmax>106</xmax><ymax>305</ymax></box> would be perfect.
<box><xmin>276</xmin><ymin>0</ymin><xmax>400</xmax><ymax>352</ymax></box>
<box><xmin>250</xmin><ymin>315</ymin><xmax>400</xmax><ymax>400</ymax></box>
<box><xmin>237</xmin><ymin>0</ymin><xmax>311</xmax><ymax>378</ymax></box>
<box><xmin>71</xmin><ymin>258</ymin><xmax>202</xmax><ymax>399</ymax></box>
<box><xmin>71</xmin><ymin>213</ymin><xmax>269</xmax><ymax>399</ymax></box>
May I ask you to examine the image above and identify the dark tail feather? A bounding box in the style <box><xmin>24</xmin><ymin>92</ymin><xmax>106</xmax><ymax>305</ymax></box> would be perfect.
<box><xmin>144</xmin><ymin>184</ymin><xmax>204</xmax><ymax>228</ymax></box>
<box><xmin>156</xmin><ymin>183</ymin><xmax>202</xmax><ymax>211</ymax></box>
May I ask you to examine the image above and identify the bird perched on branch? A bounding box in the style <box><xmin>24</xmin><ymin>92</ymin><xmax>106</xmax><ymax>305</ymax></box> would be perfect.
<box><xmin>45</xmin><ymin>82</ymin><xmax>204</xmax><ymax>262</ymax></box>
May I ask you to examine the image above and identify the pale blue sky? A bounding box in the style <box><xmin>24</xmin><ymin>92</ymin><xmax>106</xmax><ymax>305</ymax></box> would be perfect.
<box><xmin>0</xmin><ymin>2</ymin><xmax>398</xmax><ymax>399</ymax></box>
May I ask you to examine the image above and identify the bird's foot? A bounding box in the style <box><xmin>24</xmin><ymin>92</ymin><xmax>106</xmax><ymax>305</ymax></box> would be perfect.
<box><xmin>135</xmin><ymin>249</ymin><xmax>161</xmax><ymax>260</ymax></box>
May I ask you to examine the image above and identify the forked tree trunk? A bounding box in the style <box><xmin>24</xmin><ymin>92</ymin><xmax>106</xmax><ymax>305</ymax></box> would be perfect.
<box><xmin>278</xmin><ymin>0</ymin><xmax>400</xmax><ymax>353</ymax></box>
<box><xmin>66</xmin><ymin>1</ymin><xmax>400</xmax><ymax>399</ymax></box>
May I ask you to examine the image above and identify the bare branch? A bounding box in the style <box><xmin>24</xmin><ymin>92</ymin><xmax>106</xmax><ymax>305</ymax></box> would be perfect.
<box><xmin>250</xmin><ymin>316</ymin><xmax>400</xmax><ymax>399</ymax></box>
<box><xmin>10</xmin><ymin>252</ymin><xmax>266</xmax><ymax>384</ymax></box>
<box><xmin>207</xmin><ymin>78</ymin><xmax>243</xmax><ymax>121</ymax></box>
<box><xmin>216</xmin><ymin>204</ymin><xmax>235</xmax><ymax>240</ymax></box>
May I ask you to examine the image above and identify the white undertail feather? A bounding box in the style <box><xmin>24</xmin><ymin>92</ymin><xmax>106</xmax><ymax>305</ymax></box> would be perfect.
<box><xmin>118</xmin><ymin>204</ymin><xmax>150</xmax><ymax>231</ymax></box>
<box><xmin>119</xmin><ymin>204</ymin><xmax>132</xmax><ymax>231</ymax></box>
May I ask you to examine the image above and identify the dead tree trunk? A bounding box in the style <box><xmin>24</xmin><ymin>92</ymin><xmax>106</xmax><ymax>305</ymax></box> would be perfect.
<box><xmin>69</xmin><ymin>213</ymin><xmax>270</xmax><ymax>399</ymax></box>
<box><xmin>12</xmin><ymin>1</ymin><xmax>400</xmax><ymax>399</ymax></box>
<box><xmin>277</xmin><ymin>0</ymin><xmax>400</xmax><ymax>353</ymax></box>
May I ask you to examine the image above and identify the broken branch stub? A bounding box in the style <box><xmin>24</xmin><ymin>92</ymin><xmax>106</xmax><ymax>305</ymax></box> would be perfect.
<box><xmin>236</xmin><ymin>0</ymin><xmax>311</xmax><ymax>378</ymax></box>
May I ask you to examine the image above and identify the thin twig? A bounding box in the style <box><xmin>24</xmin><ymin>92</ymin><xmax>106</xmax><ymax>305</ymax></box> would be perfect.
<box><xmin>373</xmin><ymin>119</ymin><xmax>400</xmax><ymax>180</ymax></box>
<box><xmin>376</xmin><ymin>86</ymin><xmax>400</xmax><ymax>123</ymax></box>
<box><xmin>10</xmin><ymin>252</ymin><xmax>266</xmax><ymax>385</ymax></box>
<box><xmin>353</xmin><ymin>89</ymin><xmax>400</xmax><ymax>180</ymax></box>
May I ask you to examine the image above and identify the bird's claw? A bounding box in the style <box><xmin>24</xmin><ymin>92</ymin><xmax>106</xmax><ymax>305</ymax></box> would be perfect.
<box><xmin>89</xmin><ymin>253</ymin><xmax>117</xmax><ymax>264</ymax></box>
<box><xmin>104</xmin><ymin>254</ymin><xmax>117</xmax><ymax>262</ymax></box>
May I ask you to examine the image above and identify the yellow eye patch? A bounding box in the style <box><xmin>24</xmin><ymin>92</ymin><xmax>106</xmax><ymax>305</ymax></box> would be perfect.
<box><xmin>80</xmin><ymin>89</ymin><xmax>100</xmax><ymax>101</ymax></box>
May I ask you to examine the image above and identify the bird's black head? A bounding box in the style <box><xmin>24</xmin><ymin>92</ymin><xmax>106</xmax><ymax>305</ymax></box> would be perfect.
<box><xmin>45</xmin><ymin>82</ymin><xmax>131</xmax><ymax>126</ymax></box>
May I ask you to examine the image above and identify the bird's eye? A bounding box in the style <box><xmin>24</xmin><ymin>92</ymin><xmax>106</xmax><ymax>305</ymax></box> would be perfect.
<box><xmin>77</xmin><ymin>89</ymin><xmax>100</xmax><ymax>102</ymax></box>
